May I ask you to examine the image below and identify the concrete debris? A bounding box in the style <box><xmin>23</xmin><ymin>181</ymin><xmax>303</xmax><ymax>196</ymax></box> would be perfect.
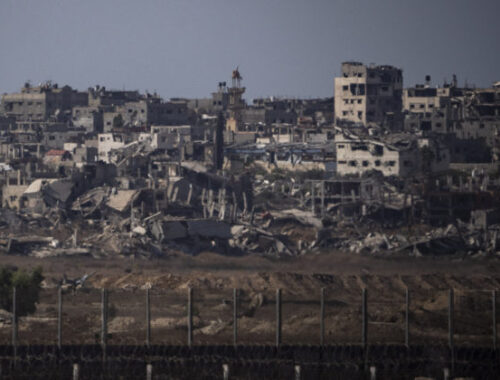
<box><xmin>106</xmin><ymin>189</ymin><xmax>141</xmax><ymax>213</ymax></box>
<box><xmin>132</xmin><ymin>226</ymin><xmax>147</xmax><ymax>236</ymax></box>
<box><xmin>0</xmin><ymin>69</ymin><xmax>499</xmax><ymax>263</ymax></box>
<box><xmin>1</xmin><ymin>114</ymin><xmax>500</xmax><ymax>261</ymax></box>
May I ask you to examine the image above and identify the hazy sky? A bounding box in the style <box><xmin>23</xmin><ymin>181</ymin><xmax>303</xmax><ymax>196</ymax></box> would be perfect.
<box><xmin>1</xmin><ymin>0</ymin><xmax>499</xmax><ymax>100</ymax></box>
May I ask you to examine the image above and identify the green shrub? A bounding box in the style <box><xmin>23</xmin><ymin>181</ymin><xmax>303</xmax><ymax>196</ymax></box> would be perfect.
<box><xmin>0</xmin><ymin>266</ymin><xmax>44</xmax><ymax>316</ymax></box>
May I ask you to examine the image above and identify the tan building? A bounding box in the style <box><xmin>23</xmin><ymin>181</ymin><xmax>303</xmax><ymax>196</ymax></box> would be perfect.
<box><xmin>403</xmin><ymin>86</ymin><xmax>442</xmax><ymax>114</ymax></box>
<box><xmin>1</xmin><ymin>82</ymin><xmax>87</xmax><ymax>121</ymax></box>
<box><xmin>334</xmin><ymin>62</ymin><xmax>403</xmax><ymax>128</ymax></box>
<box><xmin>335</xmin><ymin>132</ymin><xmax>449</xmax><ymax>177</ymax></box>
<box><xmin>402</xmin><ymin>77</ymin><xmax>464</xmax><ymax>115</ymax></box>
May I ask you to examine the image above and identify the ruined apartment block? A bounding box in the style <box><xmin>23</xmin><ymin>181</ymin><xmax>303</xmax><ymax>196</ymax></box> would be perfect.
<box><xmin>334</xmin><ymin>62</ymin><xmax>403</xmax><ymax>128</ymax></box>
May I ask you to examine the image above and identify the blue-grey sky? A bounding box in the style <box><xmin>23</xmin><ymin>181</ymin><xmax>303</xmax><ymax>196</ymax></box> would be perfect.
<box><xmin>1</xmin><ymin>0</ymin><xmax>499</xmax><ymax>100</ymax></box>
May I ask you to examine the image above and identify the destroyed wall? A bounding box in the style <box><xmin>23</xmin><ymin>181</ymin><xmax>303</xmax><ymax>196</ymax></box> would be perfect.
<box><xmin>471</xmin><ymin>208</ymin><xmax>500</xmax><ymax>229</ymax></box>
<box><xmin>443</xmin><ymin>135</ymin><xmax>492</xmax><ymax>163</ymax></box>
<box><xmin>1</xmin><ymin>184</ymin><xmax>28</xmax><ymax>210</ymax></box>
<box><xmin>42</xmin><ymin>129</ymin><xmax>84</xmax><ymax>150</ymax></box>
<box><xmin>97</xmin><ymin>134</ymin><xmax>127</xmax><ymax>163</ymax></box>
<box><xmin>426</xmin><ymin>191</ymin><xmax>499</xmax><ymax>226</ymax></box>
<box><xmin>404</xmin><ymin>111</ymin><xmax>448</xmax><ymax>134</ymax></box>
<box><xmin>456</xmin><ymin>120</ymin><xmax>500</xmax><ymax>147</ymax></box>
<box><xmin>72</xmin><ymin>106</ymin><xmax>103</xmax><ymax>133</ymax></box>
<box><xmin>335</xmin><ymin>137</ymin><xmax>416</xmax><ymax>177</ymax></box>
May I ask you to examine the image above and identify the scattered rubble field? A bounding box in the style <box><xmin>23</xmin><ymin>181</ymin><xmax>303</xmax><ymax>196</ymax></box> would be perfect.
<box><xmin>0</xmin><ymin>252</ymin><xmax>499</xmax><ymax>346</ymax></box>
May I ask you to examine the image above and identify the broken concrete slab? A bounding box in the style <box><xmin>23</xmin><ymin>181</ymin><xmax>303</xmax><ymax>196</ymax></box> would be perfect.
<box><xmin>106</xmin><ymin>190</ymin><xmax>141</xmax><ymax>213</ymax></box>
<box><xmin>186</xmin><ymin>220</ymin><xmax>232</xmax><ymax>239</ymax></box>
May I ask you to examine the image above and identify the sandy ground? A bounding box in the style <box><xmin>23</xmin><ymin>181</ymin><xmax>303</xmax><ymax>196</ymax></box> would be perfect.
<box><xmin>0</xmin><ymin>250</ymin><xmax>499</xmax><ymax>346</ymax></box>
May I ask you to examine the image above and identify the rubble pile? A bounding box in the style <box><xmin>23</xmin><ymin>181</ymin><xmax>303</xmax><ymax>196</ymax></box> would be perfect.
<box><xmin>2</xmin><ymin>123</ymin><xmax>500</xmax><ymax>261</ymax></box>
<box><xmin>0</xmin><ymin>68</ymin><xmax>500</xmax><ymax>263</ymax></box>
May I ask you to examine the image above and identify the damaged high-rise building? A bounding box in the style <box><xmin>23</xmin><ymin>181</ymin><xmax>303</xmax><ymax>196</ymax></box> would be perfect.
<box><xmin>334</xmin><ymin>62</ymin><xmax>403</xmax><ymax>129</ymax></box>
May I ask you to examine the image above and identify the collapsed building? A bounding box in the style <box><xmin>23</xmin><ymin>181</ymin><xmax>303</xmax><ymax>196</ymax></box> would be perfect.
<box><xmin>0</xmin><ymin>65</ymin><xmax>499</xmax><ymax>261</ymax></box>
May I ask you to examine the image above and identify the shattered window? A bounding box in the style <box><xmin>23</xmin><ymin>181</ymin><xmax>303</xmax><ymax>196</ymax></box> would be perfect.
<box><xmin>349</xmin><ymin>83</ymin><xmax>365</xmax><ymax>95</ymax></box>
<box><xmin>352</xmin><ymin>144</ymin><xmax>368</xmax><ymax>151</ymax></box>
<box><xmin>372</xmin><ymin>145</ymin><xmax>383</xmax><ymax>156</ymax></box>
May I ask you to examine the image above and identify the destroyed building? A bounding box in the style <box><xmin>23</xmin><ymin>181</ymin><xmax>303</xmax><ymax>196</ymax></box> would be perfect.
<box><xmin>334</xmin><ymin>62</ymin><xmax>403</xmax><ymax>129</ymax></box>
<box><xmin>0</xmin><ymin>65</ymin><xmax>499</xmax><ymax>262</ymax></box>
<box><xmin>403</xmin><ymin>76</ymin><xmax>500</xmax><ymax>167</ymax></box>
<box><xmin>334</xmin><ymin>130</ymin><xmax>449</xmax><ymax>177</ymax></box>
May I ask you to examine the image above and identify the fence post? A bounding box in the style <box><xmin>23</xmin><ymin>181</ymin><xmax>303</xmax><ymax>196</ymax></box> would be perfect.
<box><xmin>448</xmin><ymin>289</ymin><xmax>454</xmax><ymax>375</ymax></box>
<box><xmin>493</xmin><ymin>290</ymin><xmax>497</xmax><ymax>350</ymax></box>
<box><xmin>294</xmin><ymin>364</ymin><xmax>301</xmax><ymax>380</ymax></box>
<box><xmin>146</xmin><ymin>288</ymin><xmax>151</xmax><ymax>347</ymax></box>
<box><xmin>311</xmin><ymin>181</ymin><xmax>315</xmax><ymax>214</ymax></box>
<box><xmin>101</xmin><ymin>288</ymin><xmax>108</xmax><ymax>349</ymax></box>
<box><xmin>320</xmin><ymin>287</ymin><xmax>325</xmax><ymax>346</ymax></box>
<box><xmin>369</xmin><ymin>366</ymin><xmax>376</xmax><ymax>380</ymax></box>
<box><xmin>405</xmin><ymin>287</ymin><xmax>410</xmax><ymax>347</ymax></box>
<box><xmin>362</xmin><ymin>288</ymin><xmax>367</xmax><ymax>347</ymax></box>
<box><xmin>12</xmin><ymin>287</ymin><xmax>17</xmax><ymax>351</ymax></box>
<box><xmin>443</xmin><ymin>367</ymin><xmax>450</xmax><ymax>380</ymax></box>
<box><xmin>448</xmin><ymin>289</ymin><xmax>454</xmax><ymax>349</ymax></box>
<box><xmin>146</xmin><ymin>363</ymin><xmax>152</xmax><ymax>380</ymax></box>
<box><xmin>320</xmin><ymin>181</ymin><xmax>325</xmax><ymax>217</ymax></box>
<box><xmin>276</xmin><ymin>288</ymin><xmax>282</xmax><ymax>347</ymax></box>
<box><xmin>233</xmin><ymin>288</ymin><xmax>238</xmax><ymax>346</ymax></box>
<box><xmin>222</xmin><ymin>363</ymin><xmax>229</xmax><ymax>380</ymax></box>
<box><xmin>58</xmin><ymin>286</ymin><xmax>63</xmax><ymax>348</ymax></box>
<box><xmin>188</xmin><ymin>287</ymin><xmax>193</xmax><ymax>347</ymax></box>
<box><xmin>73</xmin><ymin>363</ymin><xmax>80</xmax><ymax>380</ymax></box>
